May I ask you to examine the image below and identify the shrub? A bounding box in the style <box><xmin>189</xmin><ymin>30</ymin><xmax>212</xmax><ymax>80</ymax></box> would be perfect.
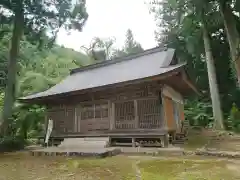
<box><xmin>0</xmin><ymin>136</ymin><xmax>27</xmax><ymax>152</ymax></box>
<box><xmin>184</xmin><ymin>100</ymin><xmax>213</xmax><ymax>127</ymax></box>
<box><xmin>227</xmin><ymin>103</ymin><xmax>240</xmax><ymax>132</ymax></box>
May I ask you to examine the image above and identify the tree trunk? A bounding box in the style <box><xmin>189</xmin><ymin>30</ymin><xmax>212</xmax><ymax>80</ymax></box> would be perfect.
<box><xmin>219</xmin><ymin>2</ymin><xmax>240</xmax><ymax>86</ymax></box>
<box><xmin>202</xmin><ymin>22</ymin><xmax>224</xmax><ymax>130</ymax></box>
<box><xmin>1</xmin><ymin>2</ymin><xmax>24</xmax><ymax>134</ymax></box>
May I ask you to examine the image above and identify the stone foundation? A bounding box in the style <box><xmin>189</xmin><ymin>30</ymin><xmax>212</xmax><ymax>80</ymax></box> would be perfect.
<box><xmin>30</xmin><ymin>147</ymin><xmax>121</xmax><ymax>158</ymax></box>
<box><xmin>195</xmin><ymin>150</ymin><xmax>240</xmax><ymax>159</ymax></box>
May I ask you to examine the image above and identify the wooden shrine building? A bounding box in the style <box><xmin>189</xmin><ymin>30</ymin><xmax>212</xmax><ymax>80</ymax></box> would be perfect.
<box><xmin>20</xmin><ymin>47</ymin><xmax>198</xmax><ymax>147</ymax></box>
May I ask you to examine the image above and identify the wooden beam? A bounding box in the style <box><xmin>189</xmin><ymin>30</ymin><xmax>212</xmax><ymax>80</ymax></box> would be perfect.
<box><xmin>181</xmin><ymin>71</ymin><xmax>201</xmax><ymax>96</ymax></box>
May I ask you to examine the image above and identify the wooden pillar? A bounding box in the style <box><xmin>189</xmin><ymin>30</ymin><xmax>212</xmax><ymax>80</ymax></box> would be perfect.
<box><xmin>44</xmin><ymin>112</ymin><xmax>48</xmax><ymax>134</ymax></box>
<box><xmin>110</xmin><ymin>102</ymin><xmax>115</xmax><ymax>130</ymax></box>
<box><xmin>77</xmin><ymin>105</ymin><xmax>81</xmax><ymax>132</ymax></box>
<box><xmin>161</xmin><ymin>92</ymin><xmax>168</xmax><ymax>130</ymax></box>
<box><xmin>160</xmin><ymin>134</ymin><xmax>169</xmax><ymax>148</ymax></box>
<box><xmin>74</xmin><ymin>106</ymin><xmax>78</xmax><ymax>132</ymax></box>
<box><xmin>132</xmin><ymin>138</ymin><xmax>136</xmax><ymax>147</ymax></box>
<box><xmin>134</xmin><ymin>100</ymin><xmax>139</xmax><ymax>129</ymax></box>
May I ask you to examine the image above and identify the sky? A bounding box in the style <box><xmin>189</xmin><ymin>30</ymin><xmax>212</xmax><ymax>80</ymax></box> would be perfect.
<box><xmin>56</xmin><ymin>0</ymin><xmax>158</xmax><ymax>51</ymax></box>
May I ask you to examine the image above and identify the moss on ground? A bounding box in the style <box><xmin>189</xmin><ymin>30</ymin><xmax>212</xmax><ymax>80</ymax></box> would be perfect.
<box><xmin>184</xmin><ymin>135</ymin><xmax>209</xmax><ymax>150</ymax></box>
<box><xmin>182</xmin><ymin>130</ymin><xmax>209</xmax><ymax>150</ymax></box>
<box><xmin>0</xmin><ymin>153</ymin><xmax>135</xmax><ymax>180</ymax></box>
<box><xmin>0</xmin><ymin>152</ymin><xmax>239</xmax><ymax>180</ymax></box>
<box><xmin>139</xmin><ymin>158</ymin><xmax>240</xmax><ymax>180</ymax></box>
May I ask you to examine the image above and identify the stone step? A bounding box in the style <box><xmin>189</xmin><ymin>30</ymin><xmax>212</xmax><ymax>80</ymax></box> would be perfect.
<box><xmin>60</xmin><ymin>137</ymin><xmax>110</xmax><ymax>142</ymax></box>
<box><xmin>58</xmin><ymin>137</ymin><xmax>110</xmax><ymax>148</ymax></box>
<box><xmin>60</xmin><ymin>137</ymin><xmax>110</xmax><ymax>143</ymax></box>
<box><xmin>59</xmin><ymin>144</ymin><xmax>108</xmax><ymax>149</ymax></box>
<box><xmin>30</xmin><ymin>147</ymin><xmax>121</xmax><ymax>158</ymax></box>
<box><xmin>173</xmin><ymin>139</ymin><xmax>185</xmax><ymax>143</ymax></box>
<box><xmin>173</xmin><ymin>142</ymin><xmax>185</xmax><ymax>145</ymax></box>
<box><xmin>83</xmin><ymin>137</ymin><xmax>110</xmax><ymax>141</ymax></box>
<box><xmin>59</xmin><ymin>141</ymin><xmax>109</xmax><ymax>147</ymax></box>
<box><xmin>173</xmin><ymin>139</ymin><xmax>185</xmax><ymax>142</ymax></box>
<box><xmin>195</xmin><ymin>150</ymin><xmax>240</xmax><ymax>159</ymax></box>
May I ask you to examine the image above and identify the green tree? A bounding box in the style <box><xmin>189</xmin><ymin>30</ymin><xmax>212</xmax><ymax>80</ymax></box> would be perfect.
<box><xmin>218</xmin><ymin>0</ymin><xmax>240</xmax><ymax>86</ymax></box>
<box><xmin>17</xmin><ymin>43</ymin><xmax>92</xmax><ymax>96</ymax></box>
<box><xmin>202</xmin><ymin>14</ymin><xmax>224</xmax><ymax>129</ymax></box>
<box><xmin>81</xmin><ymin>37</ymin><xmax>116</xmax><ymax>61</ymax></box>
<box><xmin>0</xmin><ymin>18</ymin><xmax>92</xmax><ymax>145</ymax></box>
<box><xmin>0</xmin><ymin>0</ymin><xmax>88</xmax><ymax>133</ymax></box>
<box><xmin>150</xmin><ymin>0</ymin><xmax>226</xmax><ymax>129</ymax></box>
<box><xmin>124</xmin><ymin>29</ymin><xmax>143</xmax><ymax>54</ymax></box>
<box><xmin>112</xmin><ymin>29</ymin><xmax>143</xmax><ymax>58</ymax></box>
<box><xmin>0</xmin><ymin>25</ymin><xmax>92</xmax><ymax>139</ymax></box>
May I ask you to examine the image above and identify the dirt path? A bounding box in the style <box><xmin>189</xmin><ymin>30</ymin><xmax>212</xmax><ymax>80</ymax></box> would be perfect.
<box><xmin>133</xmin><ymin>160</ymin><xmax>142</xmax><ymax>180</ymax></box>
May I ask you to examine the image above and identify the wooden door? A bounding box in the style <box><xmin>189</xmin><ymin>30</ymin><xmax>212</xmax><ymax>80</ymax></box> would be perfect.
<box><xmin>172</xmin><ymin>101</ymin><xmax>181</xmax><ymax>129</ymax></box>
<box><xmin>64</xmin><ymin>106</ymin><xmax>75</xmax><ymax>133</ymax></box>
<box><xmin>163</xmin><ymin>96</ymin><xmax>175</xmax><ymax>130</ymax></box>
<box><xmin>80</xmin><ymin>103</ymin><xmax>110</xmax><ymax>133</ymax></box>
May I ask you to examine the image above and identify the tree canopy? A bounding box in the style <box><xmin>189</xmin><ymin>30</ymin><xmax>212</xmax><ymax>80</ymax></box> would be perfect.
<box><xmin>150</xmin><ymin>0</ymin><xmax>240</xmax><ymax>129</ymax></box>
<box><xmin>112</xmin><ymin>29</ymin><xmax>144</xmax><ymax>58</ymax></box>
<box><xmin>0</xmin><ymin>0</ymin><xmax>89</xmax><ymax>132</ymax></box>
<box><xmin>0</xmin><ymin>22</ymin><xmax>92</xmax><ymax>137</ymax></box>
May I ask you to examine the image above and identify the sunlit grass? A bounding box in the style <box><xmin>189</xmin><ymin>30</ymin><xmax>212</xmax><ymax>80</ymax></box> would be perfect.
<box><xmin>139</xmin><ymin>158</ymin><xmax>240</xmax><ymax>180</ymax></box>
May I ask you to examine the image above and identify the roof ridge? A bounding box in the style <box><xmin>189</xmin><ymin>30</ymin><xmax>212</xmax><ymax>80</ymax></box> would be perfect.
<box><xmin>70</xmin><ymin>46</ymin><xmax>169</xmax><ymax>75</ymax></box>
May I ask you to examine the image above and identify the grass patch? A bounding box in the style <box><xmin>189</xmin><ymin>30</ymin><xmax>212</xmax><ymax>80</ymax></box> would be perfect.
<box><xmin>0</xmin><ymin>152</ymin><xmax>135</xmax><ymax>180</ymax></box>
<box><xmin>139</xmin><ymin>158</ymin><xmax>240</xmax><ymax>180</ymax></box>
<box><xmin>184</xmin><ymin>134</ymin><xmax>208</xmax><ymax>150</ymax></box>
<box><xmin>183</xmin><ymin>130</ymin><xmax>209</xmax><ymax>150</ymax></box>
<box><xmin>0</xmin><ymin>152</ymin><xmax>240</xmax><ymax>179</ymax></box>
<box><xmin>66</xmin><ymin>156</ymin><xmax>136</xmax><ymax>179</ymax></box>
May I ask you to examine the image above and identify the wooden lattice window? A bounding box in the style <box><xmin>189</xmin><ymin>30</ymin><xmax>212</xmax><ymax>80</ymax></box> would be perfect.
<box><xmin>137</xmin><ymin>99</ymin><xmax>162</xmax><ymax>129</ymax></box>
<box><xmin>115</xmin><ymin>101</ymin><xmax>135</xmax><ymax>129</ymax></box>
<box><xmin>95</xmin><ymin>103</ymin><xmax>108</xmax><ymax>119</ymax></box>
<box><xmin>81</xmin><ymin>102</ymin><xmax>109</xmax><ymax>120</ymax></box>
<box><xmin>81</xmin><ymin>104</ymin><xmax>94</xmax><ymax>120</ymax></box>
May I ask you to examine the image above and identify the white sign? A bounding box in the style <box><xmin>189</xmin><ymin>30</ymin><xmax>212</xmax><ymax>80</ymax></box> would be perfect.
<box><xmin>45</xmin><ymin>119</ymin><xmax>53</xmax><ymax>144</ymax></box>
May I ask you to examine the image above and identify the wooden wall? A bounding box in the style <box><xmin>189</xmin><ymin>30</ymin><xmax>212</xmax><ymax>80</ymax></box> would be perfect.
<box><xmin>161</xmin><ymin>85</ymin><xmax>185</xmax><ymax>132</ymax></box>
<box><xmin>46</xmin><ymin>81</ymin><xmax>165</xmax><ymax>135</ymax></box>
<box><xmin>162</xmin><ymin>96</ymin><xmax>175</xmax><ymax>130</ymax></box>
